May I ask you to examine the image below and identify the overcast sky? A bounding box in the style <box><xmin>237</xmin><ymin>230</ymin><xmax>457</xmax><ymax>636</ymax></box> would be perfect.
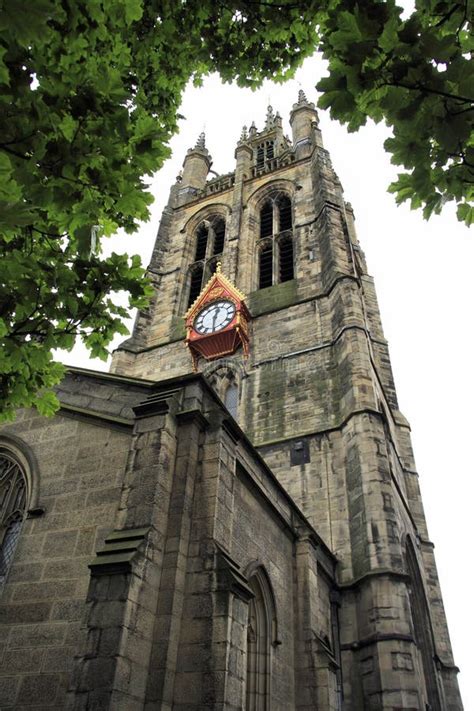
<box><xmin>65</xmin><ymin>54</ymin><xmax>473</xmax><ymax>705</ymax></box>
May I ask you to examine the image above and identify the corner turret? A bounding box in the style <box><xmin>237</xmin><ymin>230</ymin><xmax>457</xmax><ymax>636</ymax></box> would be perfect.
<box><xmin>290</xmin><ymin>90</ymin><xmax>322</xmax><ymax>158</ymax></box>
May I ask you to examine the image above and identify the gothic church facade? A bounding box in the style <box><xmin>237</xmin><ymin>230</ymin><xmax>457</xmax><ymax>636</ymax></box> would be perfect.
<box><xmin>0</xmin><ymin>93</ymin><xmax>462</xmax><ymax>710</ymax></box>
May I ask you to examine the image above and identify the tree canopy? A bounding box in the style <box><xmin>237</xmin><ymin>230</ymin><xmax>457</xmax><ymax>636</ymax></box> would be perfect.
<box><xmin>0</xmin><ymin>0</ymin><xmax>472</xmax><ymax>420</ymax></box>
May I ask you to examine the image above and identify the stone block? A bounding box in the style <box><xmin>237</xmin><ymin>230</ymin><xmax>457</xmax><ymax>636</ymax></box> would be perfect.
<box><xmin>17</xmin><ymin>673</ymin><xmax>60</xmax><ymax>705</ymax></box>
<box><xmin>0</xmin><ymin>602</ymin><xmax>52</xmax><ymax>625</ymax></box>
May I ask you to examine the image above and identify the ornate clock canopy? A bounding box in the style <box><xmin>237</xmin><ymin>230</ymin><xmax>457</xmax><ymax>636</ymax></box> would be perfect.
<box><xmin>184</xmin><ymin>264</ymin><xmax>251</xmax><ymax>370</ymax></box>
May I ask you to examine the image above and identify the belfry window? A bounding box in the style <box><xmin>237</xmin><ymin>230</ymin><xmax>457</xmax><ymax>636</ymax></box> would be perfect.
<box><xmin>0</xmin><ymin>451</ymin><xmax>27</xmax><ymax>585</ymax></box>
<box><xmin>255</xmin><ymin>141</ymin><xmax>275</xmax><ymax>170</ymax></box>
<box><xmin>257</xmin><ymin>194</ymin><xmax>294</xmax><ymax>289</ymax></box>
<box><xmin>187</xmin><ymin>216</ymin><xmax>226</xmax><ymax>308</ymax></box>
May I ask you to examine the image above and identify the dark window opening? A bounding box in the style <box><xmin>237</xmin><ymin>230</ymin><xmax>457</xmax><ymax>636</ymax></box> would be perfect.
<box><xmin>290</xmin><ymin>439</ymin><xmax>310</xmax><ymax>466</ymax></box>
<box><xmin>259</xmin><ymin>244</ymin><xmax>273</xmax><ymax>289</ymax></box>
<box><xmin>278</xmin><ymin>196</ymin><xmax>292</xmax><ymax>231</ymax></box>
<box><xmin>266</xmin><ymin>140</ymin><xmax>274</xmax><ymax>159</ymax></box>
<box><xmin>188</xmin><ymin>265</ymin><xmax>203</xmax><ymax>307</ymax></box>
<box><xmin>195</xmin><ymin>225</ymin><xmax>208</xmax><ymax>261</ymax></box>
<box><xmin>260</xmin><ymin>202</ymin><xmax>273</xmax><ymax>238</ymax></box>
<box><xmin>213</xmin><ymin>220</ymin><xmax>225</xmax><ymax>255</ymax></box>
<box><xmin>279</xmin><ymin>238</ymin><xmax>294</xmax><ymax>282</ymax></box>
<box><xmin>256</xmin><ymin>144</ymin><xmax>265</xmax><ymax>169</ymax></box>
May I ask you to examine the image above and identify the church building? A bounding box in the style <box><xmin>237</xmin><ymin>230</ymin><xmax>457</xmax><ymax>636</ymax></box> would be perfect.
<box><xmin>0</xmin><ymin>93</ymin><xmax>463</xmax><ymax>710</ymax></box>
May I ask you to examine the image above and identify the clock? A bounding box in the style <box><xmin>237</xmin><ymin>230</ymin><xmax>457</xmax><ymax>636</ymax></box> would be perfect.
<box><xmin>194</xmin><ymin>300</ymin><xmax>236</xmax><ymax>335</ymax></box>
<box><xmin>185</xmin><ymin>264</ymin><xmax>251</xmax><ymax>370</ymax></box>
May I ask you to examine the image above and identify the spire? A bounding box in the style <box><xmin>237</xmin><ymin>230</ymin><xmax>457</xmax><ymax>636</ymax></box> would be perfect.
<box><xmin>249</xmin><ymin>121</ymin><xmax>257</xmax><ymax>137</ymax></box>
<box><xmin>195</xmin><ymin>132</ymin><xmax>206</xmax><ymax>149</ymax></box>
<box><xmin>265</xmin><ymin>105</ymin><xmax>275</xmax><ymax>129</ymax></box>
<box><xmin>297</xmin><ymin>89</ymin><xmax>308</xmax><ymax>105</ymax></box>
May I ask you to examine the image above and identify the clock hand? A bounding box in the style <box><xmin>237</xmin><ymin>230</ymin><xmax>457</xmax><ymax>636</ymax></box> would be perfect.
<box><xmin>212</xmin><ymin>309</ymin><xmax>218</xmax><ymax>330</ymax></box>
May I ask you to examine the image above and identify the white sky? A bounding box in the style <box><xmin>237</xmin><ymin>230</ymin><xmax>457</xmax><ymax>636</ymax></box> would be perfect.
<box><xmin>65</xmin><ymin>54</ymin><xmax>473</xmax><ymax>705</ymax></box>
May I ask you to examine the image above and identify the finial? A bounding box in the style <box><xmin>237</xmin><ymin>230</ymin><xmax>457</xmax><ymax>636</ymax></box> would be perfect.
<box><xmin>176</xmin><ymin>169</ymin><xmax>183</xmax><ymax>183</ymax></box>
<box><xmin>240</xmin><ymin>125</ymin><xmax>248</xmax><ymax>141</ymax></box>
<box><xmin>249</xmin><ymin>121</ymin><xmax>257</xmax><ymax>136</ymax></box>
<box><xmin>298</xmin><ymin>89</ymin><xmax>308</xmax><ymax>104</ymax></box>
<box><xmin>216</xmin><ymin>261</ymin><xmax>222</xmax><ymax>273</ymax></box>
<box><xmin>195</xmin><ymin>132</ymin><xmax>206</xmax><ymax>149</ymax></box>
<box><xmin>265</xmin><ymin>105</ymin><xmax>274</xmax><ymax>128</ymax></box>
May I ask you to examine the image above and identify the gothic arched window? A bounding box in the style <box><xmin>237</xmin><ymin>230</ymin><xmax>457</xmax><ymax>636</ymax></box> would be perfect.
<box><xmin>224</xmin><ymin>383</ymin><xmax>239</xmax><ymax>421</ymax></box>
<box><xmin>245</xmin><ymin>566</ymin><xmax>277</xmax><ymax>711</ymax></box>
<box><xmin>405</xmin><ymin>538</ymin><xmax>442</xmax><ymax>711</ymax></box>
<box><xmin>257</xmin><ymin>193</ymin><xmax>294</xmax><ymax>289</ymax></box>
<box><xmin>187</xmin><ymin>216</ymin><xmax>227</xmax><ymax>309</ymax></box>
<box><xmin>0</xmin><ymin>451</ymin><xmax>27</xmax><ymax>585</ymax></box>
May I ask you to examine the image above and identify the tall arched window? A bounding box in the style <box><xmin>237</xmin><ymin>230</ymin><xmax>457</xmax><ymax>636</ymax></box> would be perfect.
<box><xmin>245</xmin><ymin>566</ymin><xmax>277</xmax><ymax>711</ymax></box>
<box><xmin>187</xmin><ymin>216</ymin><xmax>227</xmax><ymax>309</ymax></box>
<box><xmin>224</xmin><ymin>382</ymin><xmax>239</xmax><ymax>421</ymax></box>
<box><xmin>0</xmin><ymin>451</ymin><xmax>27</xmax><ymax>585</ymax></box>
<box><xmin>405</xmin><ymin>538</ymin><xmax>442</xmax><ymax>711</ymax></box>
<box><xmin>257</xmin><ymin>194</ymin><xmax>294</xmax><ymax>289</ymax></box>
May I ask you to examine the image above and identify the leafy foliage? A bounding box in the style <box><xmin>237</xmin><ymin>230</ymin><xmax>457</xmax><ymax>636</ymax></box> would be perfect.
<box><xmin>0</xmin><ymin>0</ymin><xmax>472</xmax><ymax>420</ymax></box>
<box><xmin>0</xmin><ymin>0</ymin><xmax>318</xmax><ymax>420</ymax></box>
<box><xmin>316</xmin><ymin>0</ymin><xmax>473</xmax><ymax>224</ymax></box>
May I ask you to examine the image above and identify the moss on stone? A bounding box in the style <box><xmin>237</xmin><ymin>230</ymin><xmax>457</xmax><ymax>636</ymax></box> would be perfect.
<box><xmin>248</xmin><ymin>280</ymin><xmax>298</xmax><ymax>317</ymax></box>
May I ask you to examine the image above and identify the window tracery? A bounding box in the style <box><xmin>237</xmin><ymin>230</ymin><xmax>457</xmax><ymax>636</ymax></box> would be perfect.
<box><xmin>187</xmin><ymin>216</ymin><xmax>226</xmax><ymax>308</ymax></box>
<box><xmin>257</xmin><ymin>193</ymin><xmax>294</xmax><ymax>289</ymax></box>
<box><xmin>0</xmin><ymin>452</ymin><xmax>27</xmax><ymax>585</ymax></box>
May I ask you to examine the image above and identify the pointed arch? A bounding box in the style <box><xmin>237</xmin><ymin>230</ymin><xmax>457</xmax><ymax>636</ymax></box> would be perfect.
<box><xmin>0</xmin><ymin>438</ymin><xmax>36</xmax><ymax>586</ymax></box>
<box><xmin>405</xmin><ymin>536</ymin><xmax>442</xmax><ymax>711</ymax></box>
<box><xmin>244</xmin><ymin>563</ymin><xmax>279</xmax><ymax>711</ymax></box>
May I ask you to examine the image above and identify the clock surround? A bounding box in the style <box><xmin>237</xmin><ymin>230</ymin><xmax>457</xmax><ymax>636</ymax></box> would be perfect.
<box><xmin>184</xmin><ymin>265</ymin><xmax>250</xmax><ymax>370</ymax></box>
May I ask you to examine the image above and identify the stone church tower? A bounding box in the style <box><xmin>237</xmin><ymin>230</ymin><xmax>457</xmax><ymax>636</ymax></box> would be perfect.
<box><xmin>0</xmin><ymin>93</ymin><xmax>462</xmax><ymax>710</ymax></box>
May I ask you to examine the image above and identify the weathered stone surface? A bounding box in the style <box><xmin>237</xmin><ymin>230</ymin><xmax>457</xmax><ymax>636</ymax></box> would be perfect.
<box><xmin>0</xmin><ymin>101</ymin><xmax>461</xmax><ymax>710</ymax></box>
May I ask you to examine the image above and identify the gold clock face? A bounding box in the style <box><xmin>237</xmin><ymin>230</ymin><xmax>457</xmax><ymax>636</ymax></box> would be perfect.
<box><xmin>194</xmin><ymin>300</ymin><xmax>236</xmax><ymax>335</ymax></box>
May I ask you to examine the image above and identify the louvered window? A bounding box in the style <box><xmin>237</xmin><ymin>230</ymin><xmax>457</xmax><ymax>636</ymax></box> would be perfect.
<box><xmin>213</xmin><ymin>219</ymin><xmax>225</xmax><ymax>255</ymax></box>
<box><xmin>187</xmin><ymin>217</ymin><xmax>226</xmax><ymax>310</ymax></box>
<box><xmin>278</xmin><ymin>195</ymin><xmax>292</xmax><ymax>231</ymax></box>
<box><xmin>195</xmin><ymin>225</ymin><xmax>208</xmax><ymax>260</ymax></box>
<box><xmin>279</xmin><ymin>237</ymin><xmax>294</xmax><ymax>282</ymax></box>
<box><xmin>259</xmin><ymin>243</ymin><xmax>273</xmax><ymax>289</ymax></box>
<box><xmin>260</xmin><ymin>202</ymin><xmax>273</xmax><ymax>238</ymax></box>
<box><xmin>188</xmin><ymin>264</ymin><xmax>204</xmax><ymax>308</ymax></box>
